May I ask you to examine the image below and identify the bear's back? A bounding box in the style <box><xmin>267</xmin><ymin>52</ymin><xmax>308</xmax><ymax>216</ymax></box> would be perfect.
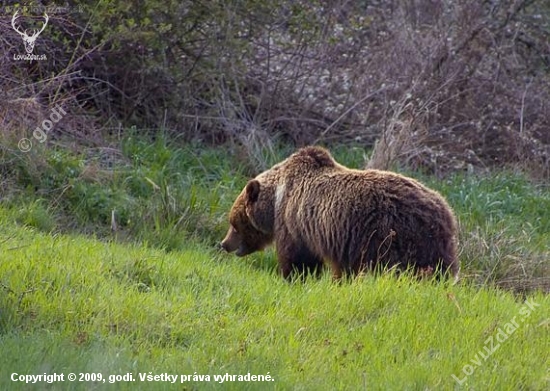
<box><xmin>282</xmin><ymin>166</ymin><xmax>458</xmax><ymax>276</ymax></box>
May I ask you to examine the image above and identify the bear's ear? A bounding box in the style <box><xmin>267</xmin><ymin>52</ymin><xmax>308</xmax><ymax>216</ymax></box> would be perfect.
<box><xmin>245</xmin><ymin>180</ymin><xmax>261</xmax><ymax>203</ymax></box>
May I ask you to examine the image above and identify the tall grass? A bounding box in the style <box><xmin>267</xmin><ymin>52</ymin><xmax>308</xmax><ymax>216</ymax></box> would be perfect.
<box><xmin>433</xmin><ymin>172</ymin><xmax>550</xmax><ymax>292</ymax></box>
<box><xmin>1</xmin><ymin>136</ymin><xmax>548</xmax><ymax>292</ymax></box>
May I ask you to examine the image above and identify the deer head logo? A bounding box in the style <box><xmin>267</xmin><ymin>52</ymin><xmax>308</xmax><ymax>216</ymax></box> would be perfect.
<box><xmin>11</xmin><ymin>11</ymin><xmax>49</xmax><ymax>54</ymax></box>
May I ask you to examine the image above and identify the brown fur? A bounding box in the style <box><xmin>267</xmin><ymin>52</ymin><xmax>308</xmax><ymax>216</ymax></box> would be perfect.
<box><xmin>221</xmin><ymin>146</ymin><xmax>459</xmax><ymax>281</ymax></box>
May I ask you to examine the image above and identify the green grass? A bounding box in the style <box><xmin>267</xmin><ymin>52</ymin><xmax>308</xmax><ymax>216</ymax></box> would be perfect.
<box><xmin>1</xmin><ymin>136</ymin><xmax>549</xmax><ymax>389</ymax></box>
<box><xmin>1</xmin><ymin>219</ymin><xmax>548</xmax><ymax>390</ymax></box>
<box><xmin>3</xmin><ymin>138</ymin><xmax>548</xmax><ymax>290</ymax></box>
<box><xmin>430</xmin><ymin>172</ymin><xmax>550</xmax><ymax>291</ymax></box>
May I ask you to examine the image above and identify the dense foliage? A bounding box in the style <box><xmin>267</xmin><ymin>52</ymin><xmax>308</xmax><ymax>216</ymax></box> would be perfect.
<box><xmin>1</xmin><ymin>1</ymin><xmax>549</xmax><ymax>174</ymax></box>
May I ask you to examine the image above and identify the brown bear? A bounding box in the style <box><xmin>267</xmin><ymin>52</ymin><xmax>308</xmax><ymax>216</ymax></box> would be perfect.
<box><xmin>221</xmin><ymin>146</ymin><xmax>459</xmax><ymax>281</ymax></box>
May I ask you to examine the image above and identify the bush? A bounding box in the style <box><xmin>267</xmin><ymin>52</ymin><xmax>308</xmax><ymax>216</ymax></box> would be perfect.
<box><xmin>1</xmin><ymin>1</ymin><xmax>549</xmax><ymax>176</ymax></box>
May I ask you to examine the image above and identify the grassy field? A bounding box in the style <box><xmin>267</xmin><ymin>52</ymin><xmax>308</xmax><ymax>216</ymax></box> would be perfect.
<box><xmin>1</xmin><ymin>139</ymin><xmax>549</xmax><ymax>389</ymax></box>
<box><xmin>1</xmin><ymin>218</ymin><xmax>548</xmax><ymax>390</ymax></box>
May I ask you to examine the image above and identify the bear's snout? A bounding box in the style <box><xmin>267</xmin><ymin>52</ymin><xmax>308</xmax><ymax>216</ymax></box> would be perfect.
<box><xmin>220</xmin><ymin>239</ymin><xmax>235</xmax><ymax>253</ymax></box>
<box><xmin>220</xmin><ymin>240</ymin><xmax>248</xmax><ymax>257</ymax></box>
<box><xmin>218</xmin><ymin>241</ymin><xmax>228</xmax><ymax>251</ymax></box>
<box><xmin>220</xmin><ymin>226</ymin><xmax>242</xmax><ymax>254</ymax></box>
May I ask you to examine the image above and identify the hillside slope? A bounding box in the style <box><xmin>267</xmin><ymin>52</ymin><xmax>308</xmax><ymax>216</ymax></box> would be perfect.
<box><xmin>1</xmin><ymin>216</ymin><xmax>548</xmax><ymax>390</ymax></box>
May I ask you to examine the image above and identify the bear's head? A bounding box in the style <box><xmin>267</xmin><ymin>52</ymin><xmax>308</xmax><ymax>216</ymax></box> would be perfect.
<box><xmin>221</xmin><ymin>147</ymin><xmax>332</xmax><ymax>257</ymax></box>
<box><xmin>220</xmin><ymin>179</ymin><xmax>277</xmax><ymax>257</ymax></box>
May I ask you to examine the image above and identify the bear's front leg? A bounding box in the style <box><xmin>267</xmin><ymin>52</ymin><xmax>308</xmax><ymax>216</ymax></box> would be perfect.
<box><xmin>276</xmin><ymin>229</ymin><xmax>323</xmax><ymax>280</ymax></box>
